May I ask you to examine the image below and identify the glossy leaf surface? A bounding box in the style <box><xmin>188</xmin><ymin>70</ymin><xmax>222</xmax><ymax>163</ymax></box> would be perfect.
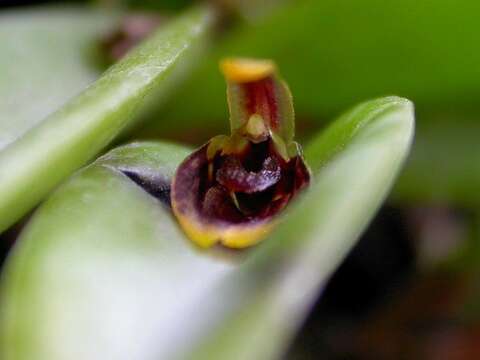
<box><xmin>0</xmin><ymin>97</ymin><xmax>413</xmax><ymax>359</ymax></box>
<box><xmin>0</xmin><ymin>5</ymin><xmax>214</xmax><ymax>233</ymax></box>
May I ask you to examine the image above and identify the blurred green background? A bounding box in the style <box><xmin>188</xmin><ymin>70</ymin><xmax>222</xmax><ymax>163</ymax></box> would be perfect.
<box><xmin>2</xmin><ymin>0</ymin><xmax>480</xmax><ymax>358</ymax></box>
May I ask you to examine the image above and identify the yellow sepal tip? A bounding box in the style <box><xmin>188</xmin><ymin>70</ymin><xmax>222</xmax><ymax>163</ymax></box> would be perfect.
<box><xmin>220</xmin><ymin>58</ymin><xmax>276</xmax><ymax>83</ymax></box>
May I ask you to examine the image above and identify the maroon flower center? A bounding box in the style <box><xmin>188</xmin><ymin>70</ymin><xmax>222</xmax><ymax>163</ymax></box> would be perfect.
<box><xmin>185</xmin><ymin>139</ymin><xmax>310</xmax><ymax>224</ymax></box>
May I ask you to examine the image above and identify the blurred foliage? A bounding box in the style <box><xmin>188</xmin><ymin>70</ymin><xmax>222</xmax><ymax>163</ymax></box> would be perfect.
<box><xmin>395</xmin><ymin>117</ymin><xmax>480</xmax><ymax>207</ymax></box>
<box><xmin>156</xmin><ymin>0</ymin><xmax>480</xmax><ymax>127</ymax></box>
<box><xmin>112</xmin><ymin>0</ymin><xmax>193</xmax><ymax>11</ymax></box>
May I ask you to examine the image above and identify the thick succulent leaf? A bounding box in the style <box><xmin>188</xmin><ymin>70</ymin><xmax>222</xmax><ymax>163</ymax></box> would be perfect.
<box><xmin>0</xmin><ymin>7</ymin><xmax>118</xmax><ymax>151</ymax></box>
<box><xmin>0</xmin><ymin>5</ymin><xmax>214</xmax><ymax>233</ymax></box>
<box><xmin>0</xmin><ymin>97</ymin><xmax>414</xmax><ymax>359</ymax></box>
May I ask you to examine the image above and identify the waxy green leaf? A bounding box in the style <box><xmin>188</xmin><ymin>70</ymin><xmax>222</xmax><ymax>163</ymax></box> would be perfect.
<box><xmin>0</xmin><ymin>96</ymin><xmax>414</xmax><ymax>359</ymax></box>
<box><xmin>0</xmin><ymin>5</ymin><xmax>215</xmax><ymax>233</ymax></box>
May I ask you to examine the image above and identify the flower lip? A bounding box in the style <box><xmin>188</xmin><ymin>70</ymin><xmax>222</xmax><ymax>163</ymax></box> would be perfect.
<box><xmin>216</xmin><ymin>156</ymin><xmax>281</xmax><ymax>194</ymax></box>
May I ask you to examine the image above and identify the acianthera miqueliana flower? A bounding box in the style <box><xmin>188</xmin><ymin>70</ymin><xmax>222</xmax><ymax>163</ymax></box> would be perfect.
<box><xmin>172</xmin><ymin>58</ymin><xmax>310</xmax><ymax>248</ymax></box>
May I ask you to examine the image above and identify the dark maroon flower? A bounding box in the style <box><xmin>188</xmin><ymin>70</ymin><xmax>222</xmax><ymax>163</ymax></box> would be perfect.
<box><xmin>172</xmin><ymin>58</ymin><xmax>310</xmax><ymax>248</ymax></box>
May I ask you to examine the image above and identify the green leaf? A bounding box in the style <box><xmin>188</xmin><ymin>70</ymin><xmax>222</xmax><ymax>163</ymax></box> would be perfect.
<box><xmin>0</xmin><ymin>5</ymin><xmax>215</xmax><ymax>233</ymax></box>
<box><xmin>0</xmin><ymin>96</ymin><xmax>413</xmax><ymax>359</ymax></box>
<box><xmin>0</xmin><ymin>6</ymin><xmax>118</xmax><ymax>151</ymax></box>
